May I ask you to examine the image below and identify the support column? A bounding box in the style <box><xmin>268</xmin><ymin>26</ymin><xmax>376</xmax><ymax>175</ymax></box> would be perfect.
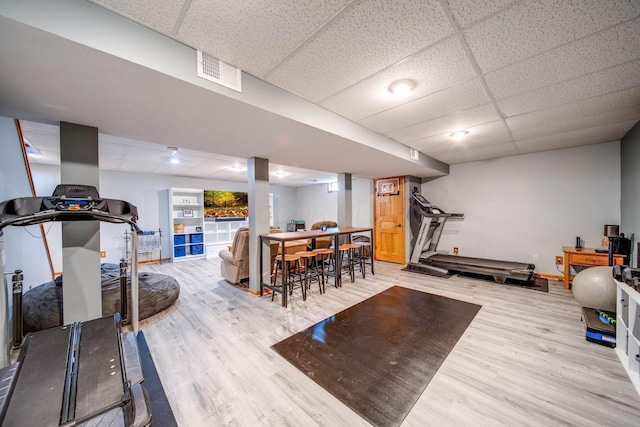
<box><xmin>337</xmin><ymin>173</ymin><xmax>352</xmax><ymax>227</ymax></box>
<box><xmin>248</xmin><ymin>158</ymin><xmax>270</xmax><ymax>294</ymax></box>
<box><xmin>60</xmin><ymin>122</ymin><xmax>101</xmax><ymax>323</ymax></box>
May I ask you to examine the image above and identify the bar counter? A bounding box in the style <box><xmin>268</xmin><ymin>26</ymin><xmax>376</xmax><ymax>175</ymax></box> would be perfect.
<box><xmin>260</xmin><ymin>227</ymin><xmax>373</xmax><ymax>306</ymax></box>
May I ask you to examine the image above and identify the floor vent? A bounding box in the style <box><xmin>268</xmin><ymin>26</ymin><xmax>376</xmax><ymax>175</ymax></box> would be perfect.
<box><xmin>197</xmin><ymin>51</ymin><xmax>242</xmax><ymax>92</ymax></box>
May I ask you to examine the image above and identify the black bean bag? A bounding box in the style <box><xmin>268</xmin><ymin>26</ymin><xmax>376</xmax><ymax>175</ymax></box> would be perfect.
<box><xmin>23</xmin><ymin>264</ymin><xmax>180</xmax><ymax>333</ymax></box>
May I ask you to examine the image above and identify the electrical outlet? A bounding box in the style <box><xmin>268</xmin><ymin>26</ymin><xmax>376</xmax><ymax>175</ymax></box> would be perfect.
<box><xmin>100</xmin><ymin>251</ymin><xmax>106</xmax><ymax>258</ymax></box>
<box><xmin>453</xmin><ymin>247</ymin><xmax>459</xmax><ymax>255</ymax></box>
<box><xmin>555</xmin><ymin>256</ymin><xmax>563</xmax><ymax>265</ymax></box>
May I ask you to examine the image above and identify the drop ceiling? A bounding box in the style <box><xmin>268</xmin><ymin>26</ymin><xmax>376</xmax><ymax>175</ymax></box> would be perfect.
<box><xmin>1</xmin><ymin>0</ymin><xmax>639</xmax><ymax>185</ymax></box>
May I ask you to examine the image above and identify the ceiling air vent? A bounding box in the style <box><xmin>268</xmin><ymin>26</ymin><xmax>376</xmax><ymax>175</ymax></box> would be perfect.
<box><xmin>197</xmin><ymin>50</ymin><xmax>242</xmax><ymax>92</ymax></box>
<box><xmin>410</xmin><ymin>148</ymin><xmax>419</xmax><ymax>160</ymax></box>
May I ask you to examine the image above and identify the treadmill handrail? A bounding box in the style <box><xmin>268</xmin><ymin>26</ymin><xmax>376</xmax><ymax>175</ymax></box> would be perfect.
<box><xmin>0</xmin><ymin>196</ymin><xmax>142</xmax><ymax>234</ymax></box>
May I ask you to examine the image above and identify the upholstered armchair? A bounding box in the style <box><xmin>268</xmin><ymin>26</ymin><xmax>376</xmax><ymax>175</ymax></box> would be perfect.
<box><xmin>308</xmin><ymin>221</ymin><xmax>337</xmax><ymax>249</ymax></box>
<box><xmin>219</xmin><ymin>227</ymin><xmax>249</xmax><ymax>285</ymax></box>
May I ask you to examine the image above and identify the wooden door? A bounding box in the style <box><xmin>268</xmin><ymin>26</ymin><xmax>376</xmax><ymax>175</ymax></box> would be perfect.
<box><xmin>374</xmin><ymin>177</ymin><xmax>405</xmax><ymax>264</ymax></box>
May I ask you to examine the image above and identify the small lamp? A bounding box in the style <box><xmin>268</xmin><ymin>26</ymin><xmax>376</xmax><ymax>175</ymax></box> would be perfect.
<box><xmin>604</xmin><ymin>224</ymin><xmax>619</xmax><ymax>266</ymax></box>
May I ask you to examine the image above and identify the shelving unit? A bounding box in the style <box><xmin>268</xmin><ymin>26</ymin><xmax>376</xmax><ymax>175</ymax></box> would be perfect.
<box><xmin>615</xmin><ymin>279</ymin><xmax>640</xmax><ymax>395</ymax></box>
<box><xmin>169</xmin><ymin>188</ymin><xmax>205</xmax><ymax>262</ymax></box>
<box><xmin>204</xmin><ymin>218</ymin><xmax>249</xmax><ymax>247</ymax></box>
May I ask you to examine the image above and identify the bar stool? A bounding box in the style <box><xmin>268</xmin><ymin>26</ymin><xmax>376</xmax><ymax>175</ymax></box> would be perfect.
<box><xmin>272</xmin><ymin>253</ymin><xmax>305</xmax><ymax>302</ymax></box>
<box><xmin>296</xmin><ymin>251</ymin><xmax>324</xmax><ymax>295</ymax></box>
<box><xmin>338</xmin><ymin>243</ymin><xmax>360</xmax><ymax>284</ymax></box>
<box><xmin>312</xmin><ymin>248</ymin><xmax>334</xmax><ymax>288</ymax></box>
<box><xmin>353</xmin><ymin>241</ymin><xmax>374</xmax><ymax>278</ymax></box>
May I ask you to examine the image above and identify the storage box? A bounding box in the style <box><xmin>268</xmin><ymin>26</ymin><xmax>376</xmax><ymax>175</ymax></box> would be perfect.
<box><xmin>174</xmin><ymin>223</ymin><xmax>185</xmax><ymax>234</ymax></box>
<box><xmin>190</xmin><ymin>244</ymin><xmax>204</xmax><ymax>255</ymax></box>
<box><xmin>174</xmin><ymin>246</ymin><xmax>186</xmax><ymax>257</ymax></box>
<box><xmin>189</xmin><ymin>233</ymin><xmax>204</xmax><ymax>243</ymax></box>
<box><xmin>174</xmin><ymin>235</ymin><xmax>186</xmax><ymax>245</ymax></box>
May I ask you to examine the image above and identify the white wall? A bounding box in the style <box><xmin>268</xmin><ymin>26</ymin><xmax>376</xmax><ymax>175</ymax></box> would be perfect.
<box><xmin>29</xmin><ymin>165</ymin><xmax>298</xmax><ymax>266</ymax></box>
<box><xmin>295</xmin><ymin>178</ymin><xmax>373</xmax><ymax>229</ymax></box>
<box><xmin>0</xmin><ymin>118</ymin><xmax>52</xmax><ymax>289</ymax></box>
<box><xmin>423</xmin><ymin>141</ymin><xmax>621</xmax><ymax>276</ymax></box>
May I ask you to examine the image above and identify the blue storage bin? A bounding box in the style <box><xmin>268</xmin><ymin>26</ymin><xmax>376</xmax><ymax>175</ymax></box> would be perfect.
<box><xmin>174</xmin><ymin>246</ymin><xmax>186</xmax><ymax>257</ymax></box>
<box><xmin>174</xmin><ymin>234</ymin><xmax>186</xmax><ymax>245</ymax></box>
<box><xmin>190</xmin><ymin>244</ymin><xmax>204</xmax><ymax>255</ymax></box>
<box><xmin>189</xmin><ymin>233</ymin><xmax>204</xmax><ymax>243</ymax></box>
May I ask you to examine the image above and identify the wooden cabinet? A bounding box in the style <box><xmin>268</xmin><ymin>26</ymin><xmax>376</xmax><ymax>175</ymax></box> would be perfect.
<box><xmin>169</xmin><ymin>188</ymin><xmax>205</xmax><ymax>262</ymax></box>
<box><xmin>616</xmin><ymin>280</ymin><xmax>640</xmax><ymax>395</ymax></box>
<box><xmin>562</xmin><ymin>247</ymin><xmax>624</xmax><ymax>289</ymax></box>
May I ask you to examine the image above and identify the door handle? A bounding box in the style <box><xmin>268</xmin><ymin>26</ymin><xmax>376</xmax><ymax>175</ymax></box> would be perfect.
<box><xmin>397</xmin><ymin>224</ymin><xmax>402</xmax><ymax>227</ymax></box>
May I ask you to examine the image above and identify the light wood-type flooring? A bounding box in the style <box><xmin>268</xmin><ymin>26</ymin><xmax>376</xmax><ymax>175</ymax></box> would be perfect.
<box><xmin>138</xmin><ymin>259</ymin><xmax>640</xmax><ymax>426</ymax></box>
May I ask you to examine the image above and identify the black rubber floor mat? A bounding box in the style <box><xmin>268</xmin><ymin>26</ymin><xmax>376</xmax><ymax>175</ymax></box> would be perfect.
<box><xmin>272</xmin><ymin>286</ymin><xmax>481</xmax><ymax>427</ymax></box>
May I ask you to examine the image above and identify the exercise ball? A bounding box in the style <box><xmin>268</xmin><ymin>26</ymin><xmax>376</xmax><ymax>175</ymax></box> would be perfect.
<box><xmin>572</xmin><ymin>266</ymin><xmax>616</xmax><ymax>312</ymax></box>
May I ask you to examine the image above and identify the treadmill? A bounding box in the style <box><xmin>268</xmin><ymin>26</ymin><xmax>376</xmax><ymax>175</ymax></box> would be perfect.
<box><xmin>0</xmin><ymin>185</ymin><xmax>151</xmax><ymax>427</ymax></box>
<box><xmin>407</xmin><ymin>192</ymin><xmax>535</xmax><ymax>284</ymax></box>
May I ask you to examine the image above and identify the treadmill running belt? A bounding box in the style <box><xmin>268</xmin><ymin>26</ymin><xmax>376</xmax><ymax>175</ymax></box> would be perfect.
<box><xmin>3</xmin><ymin>326</ymin><xmax>71</xmax><ymax>427</ymax></box>
<box><xmin>75</xmin><ymin>316</ymin><xmax>124</xmax><ymax>422</ymax></box>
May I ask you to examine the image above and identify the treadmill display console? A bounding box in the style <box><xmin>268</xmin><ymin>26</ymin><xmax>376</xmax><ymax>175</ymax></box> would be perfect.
<box><xmin>412</xmin><ymin>193</ymin><xmax>442</xmax><ymax>214</ymax></box>
<box><xmin>55</xmin><ymin>199</ymin><xmax>95</xmax><ymax>211</ymax></box>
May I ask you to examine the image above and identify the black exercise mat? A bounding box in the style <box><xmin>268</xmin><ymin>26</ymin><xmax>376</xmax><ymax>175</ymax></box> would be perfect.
<box><xmin>271</xmin><ymin>286</ymin><xmax>481</xmax><ymax>427</ymax></box>
<box><xmin>136</xmin><ymin>331</ymin><xmax>178</xmax><ymax>427</ymax></box>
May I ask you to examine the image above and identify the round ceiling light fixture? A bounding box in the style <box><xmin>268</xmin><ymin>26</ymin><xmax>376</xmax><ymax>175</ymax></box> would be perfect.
<box><xmin>388</xmin><ymin>79</ymin><xmax>416</xmax><ymax>96</ymax></box>
<box><xmin>273</xmin><ymin>170</ymin><xmax>287</xmax><ymax>178</ymax></box>
<box><xmin>167</xmin><ymin>146</ymin><xmax>180</xmax><ymax>164</ymax></box>
<box><xmin>450</xmin><ymin>130</ymin><xmax>469</xmax><ymax>141</ymax></box>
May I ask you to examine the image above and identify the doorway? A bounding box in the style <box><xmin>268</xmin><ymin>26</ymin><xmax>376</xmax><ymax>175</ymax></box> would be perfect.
<box><xmin>374</xmin><ymin>176</ymin><xmax>405</xmax><ymax>263</ymax></box>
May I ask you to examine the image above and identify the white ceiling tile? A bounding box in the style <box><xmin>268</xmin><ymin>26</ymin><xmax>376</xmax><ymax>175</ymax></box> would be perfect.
<box><xmin>98</xmin><ymin>141</ymin><xmax>128</xmax><ymax>159</ymax></box>
<box><xmin>511</xmin><ymin>106</ymin><xmax>640</xmax><ymax>141</ymax></box>
<box><xmin>428</xmin><ymin>142</ymin><xmax>520</xmax><ymax>165</ymax></box>
<box><xmin>266</xmin><ymin>0</ymin><xmax>453</xmax><ymax>101</ymax></box>
<box><xmin>120</xmin><ymin>160</ymin><xmax>163</xmax><ymax>174</ymax></box>
<box><xmin>514</xmin><ymin>120</ymin><xmax>637</xmax><ymax>154</ymax></box>
<box><xmin>358</xmin><ymin>79</ymin><xmax>489</xmax><ymax>134</ymax></box>
<box><xmin>99</xmin><ymin>157</ymin><xmax>123</xmax><ymax>170</ymax></box>
<box><xmin>177</xmin><ymin>0</ymin><xmax>350</xmax><ymax>77</ymax></box>
<box><xmin>388</xmin><ymin>104</ymin><xmax>501</xmax><ymax>143</ymax></box>
<box><xmin>506</xmin><ymin>87</ymin><xmax>640</xmax><ymax>132</ymax></box>
<box><xmin>464</xmin><ymin>0</ymin><xmax>640</xmax><ymax>73</ymax></box>
<box><xmin>410</xmin><ymin>121</ymin><xmax>510</xmax><ymax>152</ymax></box>
<box><xmin>498</xmin><ymin>60</ymin><xmax>640</xmax><ymax>117</ymax></box>
<box><xmin>485</xmin><ymin>18</ymin><xmax>640</xmax><ymax>100</ymax></box>
<box><xmin>445</xmin><ymin>0</ymin><xmax>519</xmax><ymax>28</ymax></box>
<box><xmin>321</xmin><ymin>37</ymin><xmax>476</xmax><ymax>121</ymax></box>
<box><xmin>92</xmin><ymin>0</ymin><xmax>184</xmax><ymax>35</ymax></box>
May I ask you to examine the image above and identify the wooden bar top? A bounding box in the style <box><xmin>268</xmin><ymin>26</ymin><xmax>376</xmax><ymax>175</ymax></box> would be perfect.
<box><xmin>260</xmin><ymin>226</ymin><xmax>373</xmax><ymax>242</ymax></box>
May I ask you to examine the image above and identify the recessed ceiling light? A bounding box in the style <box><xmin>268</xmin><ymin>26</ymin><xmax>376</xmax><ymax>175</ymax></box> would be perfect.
<box><xmin>388</xmin><ymin>79</ymin><xmax>416</xmax><ymax>96</ymax></box>
<box><xmin>450</xmin><ymin>130</ymin><xmax>469</xmax><ymax>141</ymax></box>
<box><xmin>273</xmin><ymin>170</ymin><xmax>287</xmax><ymax>178</ymax></box>
<box><xmin>230</xmin><ymin>164</ymin><xmax>246</xmax><ymax>172</ymax></box>
<box><xmin>170</xmin><ymin>158</ymin><xmax>180</xmax><ymax>164</ymax></box>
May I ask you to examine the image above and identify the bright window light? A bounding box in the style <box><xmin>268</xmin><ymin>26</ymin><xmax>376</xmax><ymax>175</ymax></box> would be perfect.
<box><xmin>328</xmin><ymin>182</ymin><xmax>339</xmax><ymax>192</ymax></box>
